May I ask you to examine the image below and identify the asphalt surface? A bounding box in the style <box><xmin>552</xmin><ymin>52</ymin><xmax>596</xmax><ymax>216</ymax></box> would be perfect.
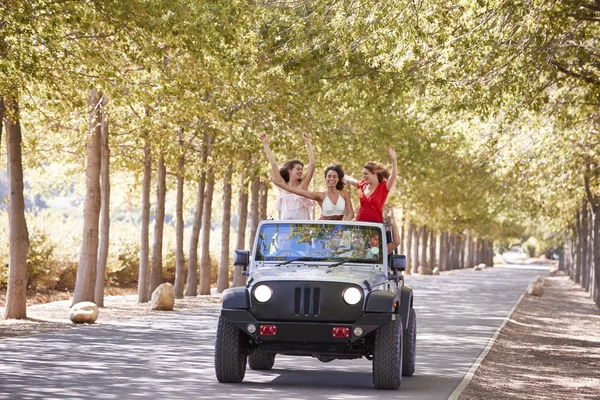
<box><xmin>0</xmin><ymin>265</ymin><xmax>544</xmax><ymax>400</ymax></box>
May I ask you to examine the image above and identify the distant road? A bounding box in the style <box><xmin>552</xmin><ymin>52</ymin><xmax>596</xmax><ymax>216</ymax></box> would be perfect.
<box><xmin>0</xmin><ymin>266</ymin><xmax>544</xmax><ymax>400</ymax></box>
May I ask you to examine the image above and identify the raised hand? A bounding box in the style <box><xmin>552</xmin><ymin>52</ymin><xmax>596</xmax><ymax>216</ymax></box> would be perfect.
<box><xmin>388</xmin><ymin>146</ymin><xmax>397</xmax><ymax>162</ymax></box>
<box><xmin>259</xmin><ymin>132</ymin><xmax>269</xmax><ymax>144</ymax></box>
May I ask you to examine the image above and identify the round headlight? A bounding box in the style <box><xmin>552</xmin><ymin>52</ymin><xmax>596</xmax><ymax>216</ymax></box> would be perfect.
<box><xmin>254</xmin><ymin>285</ymin><xmax>273</xmax><ymax>303</ymax></box>
<box><xmin>343</xmin><ymin>287</ymin><xmax>362</xmax><ymax>305</ymax></box>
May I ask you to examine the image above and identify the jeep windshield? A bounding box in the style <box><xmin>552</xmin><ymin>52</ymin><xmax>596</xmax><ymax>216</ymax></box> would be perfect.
<box><xmin>254</xmin><ymin>222</ymin><xmax>384</xmax><ymax>265</ymax></box>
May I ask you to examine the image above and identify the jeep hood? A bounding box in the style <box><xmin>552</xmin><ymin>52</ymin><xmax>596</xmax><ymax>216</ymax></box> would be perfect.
<box><xmin>250</xmin><ymin>266</ymin><xmax>387</xmax><ymax>289</ymax></box>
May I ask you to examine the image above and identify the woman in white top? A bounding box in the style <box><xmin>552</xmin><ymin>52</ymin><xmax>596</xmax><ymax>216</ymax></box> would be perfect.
<box><xmin>260</xmin><ymin>132</ymin><xmax>316</xmax><ymax>219</ymax></box>
<box><xmin>271</xmin><ymin>164</ymin><xmax>354</xmax><ymax>221</ymax></box>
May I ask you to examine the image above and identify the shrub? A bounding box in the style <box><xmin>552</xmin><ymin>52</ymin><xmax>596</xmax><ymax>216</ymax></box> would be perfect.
<box><xmin>106</xmin><ymin>241</ymin><xmax>140</xmax><ymax>287</ymax></box>
<box><xmin>26</xmin><ymin>228</ymin><xmax>61</xmax><ymax>290</ymax></box>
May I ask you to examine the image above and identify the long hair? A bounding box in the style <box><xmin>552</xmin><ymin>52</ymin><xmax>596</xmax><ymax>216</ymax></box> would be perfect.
<box><xmin>325</xmin><ymin>164</ymin><xmax>345</xmax><ymax>190</ymax></box>
<box><xmin>363</xmin><ymin>162</ymin><xmax>389</xmax><ymax>183</ymax></box>
<box><xmin>279</xmin><ymin>159</ymin><xmax>304</xmax><ymax>183</ymax></box>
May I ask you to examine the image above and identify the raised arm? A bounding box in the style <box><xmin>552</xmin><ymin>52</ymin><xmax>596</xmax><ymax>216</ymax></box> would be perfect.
<box><xmin>259</xmin><ymin>133</ymin><xmax>281</xmax><ymax>182</ymax></box>
<box><xmin>299</xmin><ymin>133</ymin><xmax>316</xmax><ymax>190</ymax></box>
<box><xmin>270</xmin><ymin>174</ymin><xmax>324</xmax><ymax>203</ymax></box>
<box><xmin>342</xmin><ymin>191</ymin><xmax>355</xmax><ymax>221</ymax></box>
<box><xmin>343</xmin><ymin>174</ymin><xmax>359</xmax><ymax>188</ymax></box>
<box><xmin>386</xmin><ymin>147</ymin><xmax>398</xmax><ymax>191</ymax></box>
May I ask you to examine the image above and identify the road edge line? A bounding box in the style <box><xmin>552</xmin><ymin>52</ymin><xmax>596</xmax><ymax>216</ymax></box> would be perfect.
<box><xmin>447</xmin><ymin>292</ymin><xmax>526</xmax><ymax>400</ymax></box>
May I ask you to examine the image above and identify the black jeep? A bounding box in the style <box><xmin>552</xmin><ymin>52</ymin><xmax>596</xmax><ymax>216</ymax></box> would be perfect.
<box><xmin>214</xmin><ymin>220</ymin><xmax>416</xmax><ymax>390</ymax></box>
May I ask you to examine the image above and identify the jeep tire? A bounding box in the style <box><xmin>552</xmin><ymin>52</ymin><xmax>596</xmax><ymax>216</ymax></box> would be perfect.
<box><xmin>214</xmin><ymin>316</ymin><xmax>247</xmax><ymax>383</ymax></box>
<box><xmin>402</xmin><ymin>308</ymin><xmax>416</xmax><ymax>376</ymax></box>
<box><xmin>248</xmin><ymin>351</ymin><xmax>276</xmax><ymax>370</ymax></box>
<box><xmin>372</xmin><ymin>318</ymin><xmax>403</xmax><ymax>389</ymax></box>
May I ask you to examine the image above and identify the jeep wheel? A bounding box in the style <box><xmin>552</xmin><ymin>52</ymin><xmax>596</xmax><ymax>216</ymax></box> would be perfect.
<box><xmin>214</xmin><ymin>316</ymin><xmax>247</xmax><ymax>383</ymax></box>
<box><xmin>402</xmin><ymin>308</ymin><xmax>416</xmax><ymax>376</ymax></box>
<box><xmin>372</xmin><ymin>318</ymin><xmax>403</xmax><ymax>389</ymax></box>
<box><xmin>248</xmin><ymin>351</ymin><xmax>276</xmax><ymax>370</ymax></box>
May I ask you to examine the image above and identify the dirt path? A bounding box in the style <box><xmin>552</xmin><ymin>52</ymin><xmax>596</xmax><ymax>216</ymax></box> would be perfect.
<box><xmin>459</xmin><ymin>274</ymin><xmax>600</xmax><ymax>399</ymax></box>
<box><xmin>2</xmin><ymin>272</ymin><xmax>599</xmax><ymax>399</ymax></box>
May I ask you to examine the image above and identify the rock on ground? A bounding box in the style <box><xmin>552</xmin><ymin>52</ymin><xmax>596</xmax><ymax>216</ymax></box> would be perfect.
<box><xmin>151</xmin><ymin>283</ymin><xmax>175</xmax><ymax>310</ymax></box>
<box><xmin>70</xmin><ymin>301</ymin><xmax>99</xmax><ymax>324</ymax></box>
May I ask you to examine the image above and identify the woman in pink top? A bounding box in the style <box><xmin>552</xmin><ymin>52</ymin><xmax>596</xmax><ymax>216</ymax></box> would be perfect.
<box><xmin>271</xmin><ymin>164</ymin><xmax>354</xmax><ymax>221</ymax></box>
<box><xmin>344</xmin><ymin>147</ymin><xmax>398</xmax><ymax>223</ymax></box>
<box><xmin>260</xmin><ymin>132</ymin><xmax>316</xmax><ymax>219</ymax></box>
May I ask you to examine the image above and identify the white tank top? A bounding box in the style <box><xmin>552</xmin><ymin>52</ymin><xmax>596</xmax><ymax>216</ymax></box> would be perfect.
<box><xmin>321</xmin><ymin>195</ymin><xmax>345</xmax><ymax>217</ymax></box>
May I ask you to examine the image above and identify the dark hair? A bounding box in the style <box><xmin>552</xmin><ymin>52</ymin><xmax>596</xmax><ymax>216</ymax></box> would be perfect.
<box><xmin>363</xmin><ymin>162</ymin><xmax>389</xmax><ymax>183</ymax></box>
<box><xmin>324</xmin><ymin>164</ymin><xmax>345</xmax><ymax>190</ymax></box>
<box><xmin>279</xmin><ymin>159</ymin><xmax>304</xmax><ymax>183</ymax></box>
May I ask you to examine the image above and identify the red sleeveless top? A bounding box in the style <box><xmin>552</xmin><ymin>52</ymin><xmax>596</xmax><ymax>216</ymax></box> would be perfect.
<box><xmin>356</xmin><ymin>180</ymin><xmax>389</xmax><ymax>223</ymax></box>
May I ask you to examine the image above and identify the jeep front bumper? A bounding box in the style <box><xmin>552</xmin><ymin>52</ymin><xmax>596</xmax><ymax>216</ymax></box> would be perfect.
<box><xmin>221</xmin><ymin>309</ymin><xmax>396</xmax><ymax>343</ymax></box>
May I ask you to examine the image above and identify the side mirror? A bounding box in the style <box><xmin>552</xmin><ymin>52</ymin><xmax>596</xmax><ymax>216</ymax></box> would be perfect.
<box><xmin>391</xmin><ymin>254</ymin><xmax>406</xmax><ymax>272</ymax></box>
<box><xmin>234</xmin><ymin>250</ymin><xmax>250</xmax><ymax>276</ymax></box>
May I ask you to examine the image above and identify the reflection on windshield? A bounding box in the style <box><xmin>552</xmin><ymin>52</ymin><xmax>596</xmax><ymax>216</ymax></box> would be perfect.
<box><xmin>255</xmin><ymin>223</ymin><xmax>383</xmax><ymax>264</ymax></box>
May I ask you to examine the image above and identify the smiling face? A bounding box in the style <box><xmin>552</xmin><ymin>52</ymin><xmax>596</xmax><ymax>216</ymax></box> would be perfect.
<box><xmin>362</xmin><ymin>168</ymin><xmax>378</xmax><ymax>185</ymax></box>
<box><xmin>290</xmin><ymin>163</ymin><xmax>304</xmax><ymax>182</ymax></box>
<box><xmin>325</xmin><ymin>170</ymin><xmax>339</xmax><ymax>188</ymax></box>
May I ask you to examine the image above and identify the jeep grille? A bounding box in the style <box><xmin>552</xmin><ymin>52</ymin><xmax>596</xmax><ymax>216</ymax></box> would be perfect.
<box><xmin>294</xmin><ymin>287</ymin><xmax>321</xmax><ymax>316</ymax></box>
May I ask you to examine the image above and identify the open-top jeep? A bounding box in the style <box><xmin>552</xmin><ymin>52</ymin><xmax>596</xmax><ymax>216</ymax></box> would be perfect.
<box><xmin>214</xmin><ymin>220</ymin><xmax>416</xmax><ymax>390</ymax></box>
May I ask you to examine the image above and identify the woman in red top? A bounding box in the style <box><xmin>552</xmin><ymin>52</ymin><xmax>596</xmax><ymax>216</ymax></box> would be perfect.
<box><xmin>344</xmin><ymin>147</ymin><xmax>398</xmax><ymax>223</ymax></box>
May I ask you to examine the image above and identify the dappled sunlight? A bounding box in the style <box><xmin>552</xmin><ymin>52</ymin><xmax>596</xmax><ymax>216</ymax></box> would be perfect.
<box><xmin>0</xmin><ymin>267</ymin><xmax>543</xmax><ymax>399</ymax></box>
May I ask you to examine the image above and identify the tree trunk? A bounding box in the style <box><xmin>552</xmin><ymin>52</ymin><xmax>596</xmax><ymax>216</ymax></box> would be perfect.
<box><xmin>174</xmin><ymin>130</ymin><xmax>186</xmax><ymax>299</ymax></box>
<box><xmin>476</xmin><ymin>238</ymin><xmax>484</xmax><ymax>266</ymax></box>
<box><xmin>586</xmin><ymin>203</ymin><xmax>593</xmax><ymax>292</ymax></box>
<box><xmin>460</xmin><ymin>236</ymin><xmax>465</xmax><ymax>269</ymax></box>
<box><xmin>248</xmin><ymin>175</ymin><xmax>260</xmax><ymax>250</ymax></box>
<box><xmin>150</xmin><ymin>156</ymin><xmax>166</xmax><ymax>295</ymax></box>
<box><xmin>575</xmin><ymin>209</ymin><xmax>582</xmax><ymax>284</ymax></box>
<box><xmin>581</xmin><ymin>200</ymin><xmax>589</xmax><ymax>290</ymax></box>
<box><xmin>465</xmin><ymin>232</ymin><xmax>473</xmax><ymax>269</ymax></box>
<box><xmin>412</xmin><ymin>226</ymin><xmax>420</xmax><ymax>272</ymax></box>
<box><xmin>446</xmin><ymin>233</ymin><xmax>452</xmax><ymax>270</ymax></box>
<box><xmin>138</xmin><ymin>142</ymin><xmax>152</xmax><ymax>303</ymax></box>
<box><xmin>95</xmin><ymin>102</ymin><xmax>110</xmax><ymax>307</ymax></box>
<box><xmin>399</xmin><ymin>211</ymin><xmax>406</xmax><ymax>256</ymax></box>
<box><xmin>199</xmin><ymin>168</ymin><xmax>215</xmax><ymax>295</ymax></box>
<box><xmin>72</xmin><ymin>89</ymin><xmax>102</xmax><ymax>305</ymax></box>
<box><xmin>439</xmin><ymin>231</ymin><xmax>446</xmax><ymax>271</ymax></box>
<box><xmin>3</xmin><ymin>97</ymin><xmax>29</xmax><ymax>319</ymax></box>
<box><xmin>233</xmin><ymin>168</ymin><xmax>249</xmax><ymax>286</ymax></box>
<box><xmin>259</xmin><ymin>179</ymin><xmax>268</xmax><ymax>221</ymax></box>
<box><xmin>0</xmin><ymin>97</ymin><xmax>4</xmax><ymax>143</ymax></box>
<box><xmin>593</xmin><ymin>208</ymin><xmax>600</xmax><ymax>306</ymax></box>
<box><xmin>583</xmin><ymin>169</ymin><xmax>600</xmax><ymax>305</ymax></box>
<box><xmin>217</xmin><ymin>163</ymin><xmax>233</xmax><ymax>293</ymax></box>
<box><xmin>421</xmin><ymin>226</ymin><xmax>428</xmax><ymax>270</ymax></box>
<box><xmin>429</xmin><ymin>230</ymin><xmax>436</xmax><ymax>270</ymax></box>
<box><xmin>185</xmin><ymin>133</ymin><xmax>209</xmax><ymax>296</ymax></box>
<box><xmin>405</xmin><ymin>222</ymin><xmax>413</xmax><ymax>274</ymax></box>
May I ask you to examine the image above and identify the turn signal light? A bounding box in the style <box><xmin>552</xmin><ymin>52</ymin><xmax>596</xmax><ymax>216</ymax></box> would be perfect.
<box><xmin>259</xmin><ymin>325</ymin><xmax>277</xmax><ymax>336</ymax></box>
<box><xmin>332</xmin><ymin>327</ymin><xmax>350</xmax><ymax>338</ymax></box>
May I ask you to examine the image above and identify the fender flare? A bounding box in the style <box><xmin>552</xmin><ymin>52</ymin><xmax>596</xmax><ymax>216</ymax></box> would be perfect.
<box><xmin>221</xmin><ymin>287</ymin><xmax>249</xmax><ymax>309</ymax></box>
<box><xmin>399</xmin><ymin>286</ymin><xmax>413</xmax><ymax>328</ymax></box>
<box><xmin>364</xmin><ymin>290</ymin><xmax>399</xmax><ymax>313</ymax></box>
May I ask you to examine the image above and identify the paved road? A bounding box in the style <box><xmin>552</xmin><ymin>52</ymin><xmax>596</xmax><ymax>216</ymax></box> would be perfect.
<box><xmin>0</xmin><ymin>266</ymin><xmax>544</xmax><ymax>400</ymax></box>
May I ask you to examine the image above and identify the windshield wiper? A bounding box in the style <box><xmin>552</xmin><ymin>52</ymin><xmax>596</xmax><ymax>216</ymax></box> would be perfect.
<box><xmin>277</xmin><ymin>256</ymin><xmax>321</xmax><ymax>266</ymax></box>
<box><xmin>328</xmin><ymin>258</ymin><xmax>377</xmax><ymax>268</ymax></box>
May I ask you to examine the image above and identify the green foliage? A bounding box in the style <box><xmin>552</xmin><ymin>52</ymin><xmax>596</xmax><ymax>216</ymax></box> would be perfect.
<box><xmin>523</xmin><ymin>237</ymin><xmax>539</xmax><ymax>258</ymax></box>
<box><xmin>26</xmin><ymin>228</ymin><xmax>60</xmax><ymax>290</ymax></box>
<box><xmin>2</xmin><ymin>0</ymin><xmax>599</xmax><ymax>293</ymax></box>
<box><xmin>105</xmin><ymin>242</ymin><xmax>140</xmax><ymax>287</ymax></box>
